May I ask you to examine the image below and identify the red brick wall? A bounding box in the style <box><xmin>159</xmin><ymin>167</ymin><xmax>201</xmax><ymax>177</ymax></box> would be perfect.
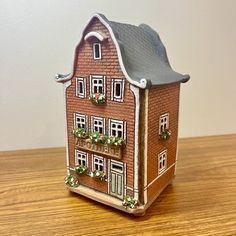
<box><xmin>147</xmin><ymin>83</ymin><xmax>180</xmax><ymax>202</ymax></box>
<box><xmin>65</xmin><ymin>18</ymin><xmax>135</xmax><ymax>195</ymax></box>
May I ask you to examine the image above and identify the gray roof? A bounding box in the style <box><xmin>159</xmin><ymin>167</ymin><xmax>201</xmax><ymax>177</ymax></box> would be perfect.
<box><xmin>55</xmin><ymin>13</ymin><xmax>190</xmax><ymax>87</ymax></box>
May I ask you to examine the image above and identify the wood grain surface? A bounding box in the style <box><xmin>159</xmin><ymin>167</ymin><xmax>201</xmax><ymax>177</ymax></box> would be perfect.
<box><xmin>0</xmin><ymin>135</ymin><xmax>235</xmax><ymax>236</ymax></box>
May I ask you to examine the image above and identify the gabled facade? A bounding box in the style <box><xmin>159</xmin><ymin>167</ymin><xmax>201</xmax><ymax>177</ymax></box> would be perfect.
<box><xmin>55</xmin><ymin>13</ymin><xmax>190</xmax><ymax>215</ymax></box>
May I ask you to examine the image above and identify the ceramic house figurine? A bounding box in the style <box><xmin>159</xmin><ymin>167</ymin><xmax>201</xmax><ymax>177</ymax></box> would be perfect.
<box><xmin>55</xmin><ymin>13</ymin><xmax>190</xmax><ymax>215</ymax></box>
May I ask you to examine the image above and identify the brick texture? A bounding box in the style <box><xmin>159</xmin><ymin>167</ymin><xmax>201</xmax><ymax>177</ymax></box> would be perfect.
<box><xmin>65</xmin><ymin>18</ymin><xmax>135</xmax><ymax>196</ymax></box>
<box><xmin>146</xmin><ymin>83</ymin><xmax>180</xmax><ymax>202</ymax></box>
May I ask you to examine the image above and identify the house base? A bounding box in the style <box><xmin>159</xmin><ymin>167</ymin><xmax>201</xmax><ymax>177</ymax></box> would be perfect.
<box><xmin>67</xmin><ymin>176</ymin><xmax>174</xmax><ymax>216</ymax></box>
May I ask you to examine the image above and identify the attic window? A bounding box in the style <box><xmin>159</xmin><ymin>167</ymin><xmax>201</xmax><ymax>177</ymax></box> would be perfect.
<box><xmin>111</xmin><ymin>79</ymin><xmax>125</xmax><ymax>102</ymax></box>
<box><xmin>93</xmin><ymin>43</ymin><xmax>102</xmax><ymax>59</ymax></box>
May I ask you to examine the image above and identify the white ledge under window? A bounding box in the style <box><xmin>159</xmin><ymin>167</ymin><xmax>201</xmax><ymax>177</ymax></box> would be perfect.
<box><xmin>84</xmin><ymin>31</ymin><xmax>107</xmax><ymax>42</ymax></box>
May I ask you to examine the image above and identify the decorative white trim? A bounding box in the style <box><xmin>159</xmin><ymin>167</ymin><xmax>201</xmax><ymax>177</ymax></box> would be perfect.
<box><xmin>84</xmin><ymin>31</ymin><xmax>107</xmax><ymax>42</ymax></box>
<box><xmin>124</xmin><ymin>162</ymin><xmax>127</xmax><ymax>196</ymax></box>
<box><xmin>85</xmin><ymin>115</ymin><xmax>89</xmax><ymax>131</ymax></box>
<box><xmin>110</xmin><ymin>159</ymin><xmax>124</xmax><ymax>172</ymax></box>
<box><xmin>109</xmin><ymin>160</ymin><xmax>125</xmax><ymax>199</ymax></box>
<box><xmin>107</xmin><ymin>159</ymin><xmax>111</xmax><ymax>193</ymax></box>
<box><xmin>143</xmin><ymin>89</ymin><xmax>149</xmax><ymax>204</ymax></box>
<box><xmin>126</xmin><ymin>186</ymin><xmax>133</xmax><ymax>191</ymax></box>
<box><xmin>93</xmin><ymin>43</ymin><xmax>102</xmax><ymax>59</ymax></box>
<box><xmin>63</xmin><ymin>80</ymin><xmax>71</xmax><ymax>174</ymax></box>
<box><xmin>175</xmin><ymin>89</ymin><xmax>181</xmax><ymax>175</ymax></box>
<box><xmin>55</xmin><ymin>13</ymin><xmax>148</xmax><ymax>88</ymax></box>
<box><xmin>68</xmin><ymin>167</ymin><xmax>75</xmax><ymax>171</ymax></box>
<box><xmin>108</xmin><ymin>119</ymin><xmax>111</xmax><ymax>137</ymax></box>
<box><xmin>76</xmin><ymin>77</ymin><xmax>86</xmax><ymax>98</ymax></box>
<box><xmin>124</xmin><ymin>121</ymin><xmax>127</xmax><ymax>141</ymax></box>
<box><xmin>144</xmin><ymin>162</ymin><xmax>176</xmax><ymax>190</ymax></box>
<box><xmin>124</xmin><ymin>186</ymin><xmax>139</xmax><ymax>193</ymax></box>
<box><xmin>174</xmin><ymin>142</ymin><xmax>179</xmax><ymax>176</ymax></box>
<box><xmin>111</xmin><ymin>79</ymin><xmax>114</xmax><ymax>101</ymax></box>
<box><xmin>130</xmin><ymin>85</ymin><xmax>140</xmax><ymax>200</ymax></box>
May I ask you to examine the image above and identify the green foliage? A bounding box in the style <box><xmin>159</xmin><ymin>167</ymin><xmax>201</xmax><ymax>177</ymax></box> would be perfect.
<box><xmin>122</xmin><ymin>195</ymin><xmax>139</xmax><ymax>209</ymax></box>
<box><xmin>89</xmin><ymin>132</ymin><xmax>125</xmax><ymax>147</ymax></box>
<box><xmin>65</xmin><ymin>175</ymin><xmax>79</xmax><ymax>188</ymax></box>
<box><xmin>73</xmin><ymin>128</ymin><xmax>126</xmax><ymax>147</ymax></box>
<box><xmin>159</xmin><ymin>129</ymin><xmax>171</xmax><ymax>140</ymax></box>
<box><xmin>89</xmin><ymin>132</ymin><xmax>107</xmax><ymax>144</ymax></box>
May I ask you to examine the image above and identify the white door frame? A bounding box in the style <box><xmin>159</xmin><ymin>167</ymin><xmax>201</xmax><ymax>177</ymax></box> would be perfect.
<box><xmin>109</xmin><ymin>160</ymin><xmax>124</xmax><ymax>199</ymax></box>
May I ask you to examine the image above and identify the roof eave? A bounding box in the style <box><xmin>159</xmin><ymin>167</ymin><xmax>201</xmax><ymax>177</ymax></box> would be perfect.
<box><xmin>181</xmin><ymin>74</ymin><xmax>190</xmax><ymax>83</ymax></box>
<box><xmin>55</xmin><ymin>73</ymin><xmax>72</xmax><ymax>83</ymax></box>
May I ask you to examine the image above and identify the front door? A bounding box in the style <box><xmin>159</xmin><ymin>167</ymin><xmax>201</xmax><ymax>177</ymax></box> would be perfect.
<box><xmin>110</xmin><ymin>160</ymin><xmax>124</xmax><ymax>199</ymax></box>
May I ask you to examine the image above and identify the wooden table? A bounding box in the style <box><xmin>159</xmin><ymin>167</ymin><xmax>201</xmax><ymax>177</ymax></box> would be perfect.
<box><xmin>0</xmin><ymin>135</ymin><xmax>235</xmax><ymax>235</ymax></box>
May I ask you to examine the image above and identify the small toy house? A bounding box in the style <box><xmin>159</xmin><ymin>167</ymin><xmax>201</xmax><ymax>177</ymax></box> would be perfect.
<box><xmin>55</xmin><ymin>13</ymin><xmax>190</xmax><ymax>215</ymax></box>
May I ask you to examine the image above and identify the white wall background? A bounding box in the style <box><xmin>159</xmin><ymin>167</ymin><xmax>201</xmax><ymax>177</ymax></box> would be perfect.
<box><xmin>1</xmin><ymin>0</ymin><xmax>236</xmax><ymax>151</ymax></box>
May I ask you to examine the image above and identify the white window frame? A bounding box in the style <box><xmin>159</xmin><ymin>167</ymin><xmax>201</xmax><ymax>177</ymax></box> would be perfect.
<box><xmin>76</xmin><ymin>77</ymin><xmax>86</xmax><ymax>98</ymax></box>
<box><xmin>90</xmin><ymin>75</ymin><xmax>105</xmax><ymax>95</ymax></box>
<box><xmin>111</xmin><ymin>79</ymin><xmax>125</xmax><ymax>102</ymax></box>
<box><xmin>75</xmin><ymin>150</ymin><xmax>88</xmax><ymax>167</ymax></box>
<box><xmin>91</xmin><ymin>116</ymin><xmax>105</xmax><ymax>134</ymax></box>
<box><xmin>109</xmin><ymin>119</ymin><xmax>126</xmax><ymax>139</ymax></box>
<box><xmin>159</xmin><ymin>113</ymin><xmax>169</xmax><ymax>134</ymax></box>
<box><xmin>93</xmin><ymin>155</ymin><xmax>105</xmax><ymax>172</ymax></box>
<box><xmin>93</xmin><ymin>43</ymin><xmax>102</xmax><ymax>59</ymax></box>
<box><xmin>110</xmin><ymin>159</ymin><xmax>124</xmax><ymax>174</ymax></box>
<box><xmin>74</xmin><ymin>113</ymin><xmax>88</xmax><ymax>131</ymax></box>
<box><xmin>158</xmin><ymin>150</ymin><xmax>167</xmax><ymax>175</ymax></box>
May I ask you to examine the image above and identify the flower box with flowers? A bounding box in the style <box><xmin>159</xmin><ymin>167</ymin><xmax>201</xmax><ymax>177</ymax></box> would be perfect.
<box><xmin>75</xmin><ymin>165</ymin><xmax>88</xmax><ymax>175</ymax></box>
<box><xmin>89</xmin><ymin>132</ymin><xmax>107</xmax><ymax>144</ymax></box>
<box><xmin>89</xmin><ymin>93</ymin><xmax>106</xmax><ymax>104</ymax></box>
<box><xmin>75</xmin><ymin>131</ymin><xmax>125</xmax><ymax>159</ymax></box>
<box><xmin>159</xmin><ymin>129</ymin><xmax>171</xmax><ymax>140</ymax></box>
<box><xmin>90</xmin><ymin>170</ymin><xmax>106</xmax><ymax>182</ymax></box>
<box><xmin>72</xmin><ymin>128</ymin><xmax>89</xmax><ymax>139</ymax></box>
<box><xmin>107</xmin><ymin>136</ymin><xmax>126</xmax><ymax>147</ymax></box>
<box><xmin>75</xmin><ymin>137</ymin><xmax>123</xmax><ymax>160</ymax></box>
